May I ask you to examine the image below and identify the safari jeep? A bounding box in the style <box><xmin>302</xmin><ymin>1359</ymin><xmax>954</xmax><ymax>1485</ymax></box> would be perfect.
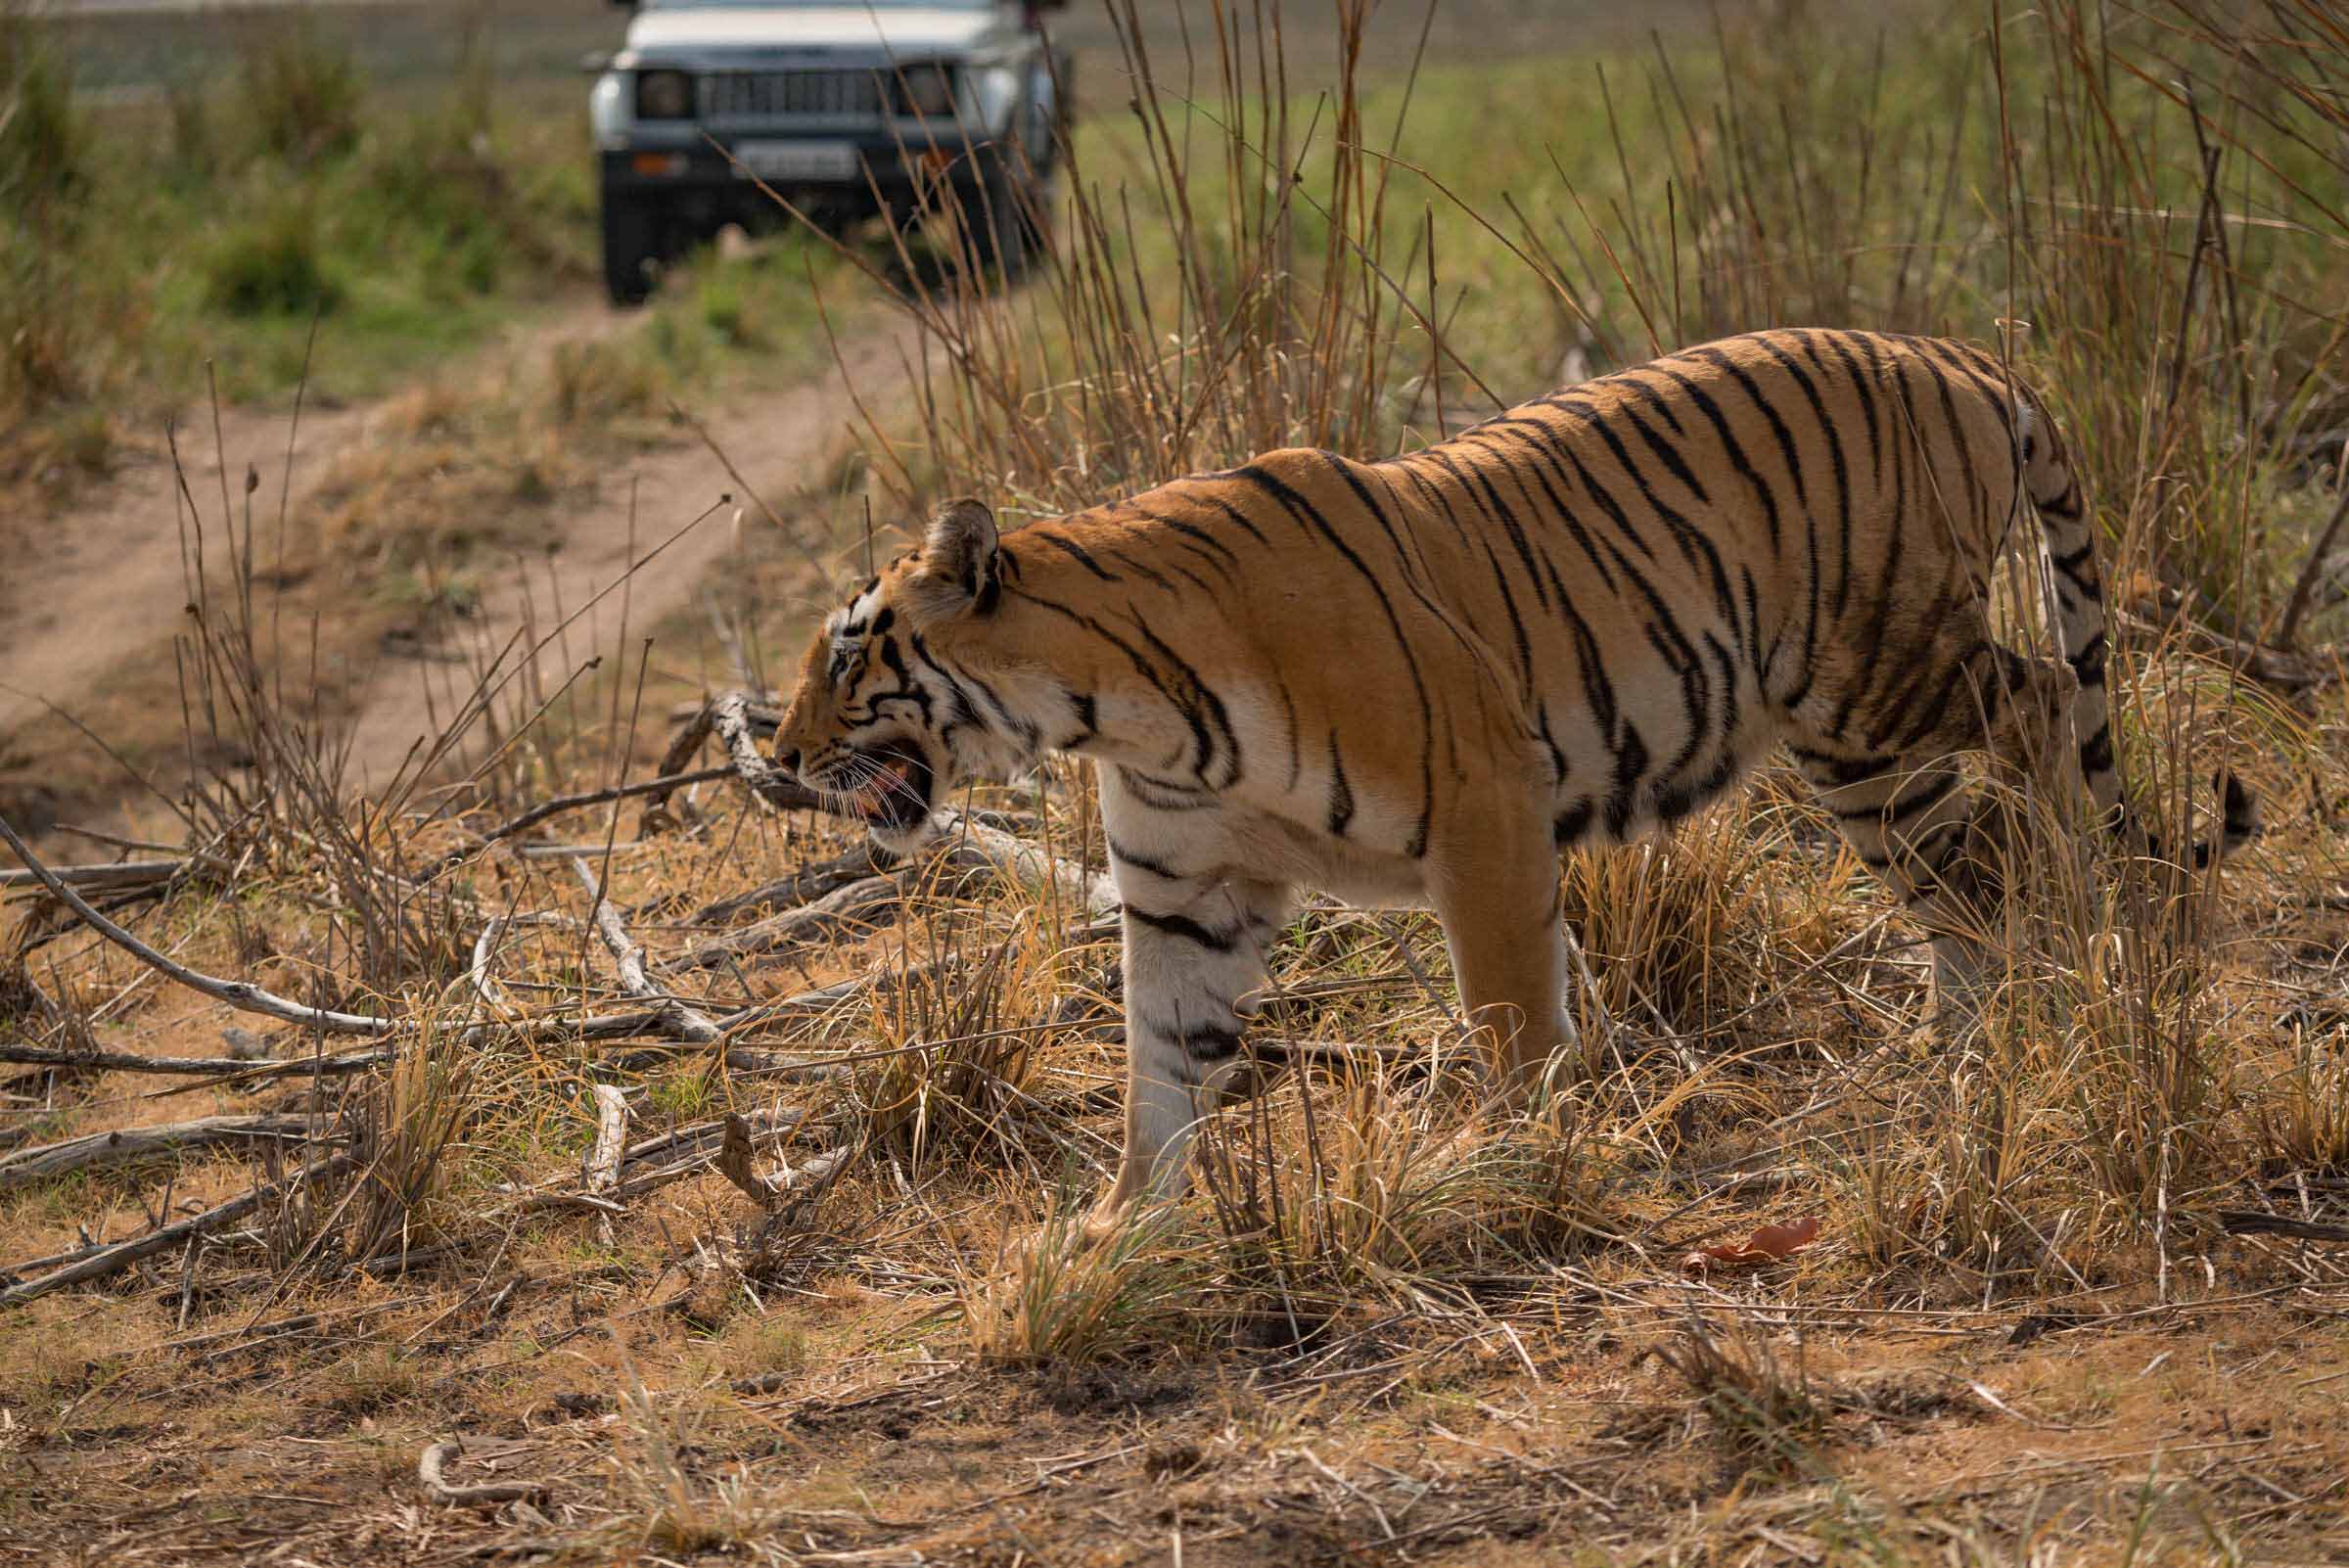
<box><xmin>589</xmin><ymin>1</ymin><xmax>1069</xmax><ymax>303</ymax></box>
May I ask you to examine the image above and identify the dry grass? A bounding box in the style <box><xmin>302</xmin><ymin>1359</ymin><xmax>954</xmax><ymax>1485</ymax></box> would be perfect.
<box><xmin>4</xmin><ymin>1</ymin><xmax>2349</xmax><ymax>1563</ymax></box>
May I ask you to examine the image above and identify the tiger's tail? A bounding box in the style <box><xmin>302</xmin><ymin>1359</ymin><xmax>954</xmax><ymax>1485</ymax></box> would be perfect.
<box><xmin>2018</xmin><ymin>394</ymin><xmax>2258</xmax><ymax>868</ymax></box>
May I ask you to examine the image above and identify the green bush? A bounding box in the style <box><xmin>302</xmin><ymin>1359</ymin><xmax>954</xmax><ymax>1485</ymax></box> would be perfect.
<box><xmin>239</xmin><ymin>16</ymin><xmax>363</xmax><ymax>164</ymax></box>
<box><xmin>0</xmin><ymin>5</ymin><xmax>79</xmax><ymax>210</ymax></box>
<box><xmin>697</xmin><ymin>264</ymin><xmax>755</xmax><ymax>346</ymax></box>
<box><xmin>203</xmin><ymin>202</ymin><xmax>343</xmax><ymax>317</ymax></box>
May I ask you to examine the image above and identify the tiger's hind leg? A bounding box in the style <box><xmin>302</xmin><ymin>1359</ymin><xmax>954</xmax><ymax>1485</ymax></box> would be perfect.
<box><xmin>1795</xmin><ymin>635</ymin><xmax>2084</xmax><ymax>1030</ymax></box>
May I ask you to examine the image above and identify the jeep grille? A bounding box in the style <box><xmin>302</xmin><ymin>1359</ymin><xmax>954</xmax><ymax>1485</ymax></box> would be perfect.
<box><xmin>704</xmin><ymin>70</ymin><xmax>888</xmax><ymax>122</ymax></box>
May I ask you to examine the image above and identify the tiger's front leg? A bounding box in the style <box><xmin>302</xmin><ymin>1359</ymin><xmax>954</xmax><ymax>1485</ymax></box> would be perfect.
<box><xmin>1089</xmin><ymin>786</ymin><xmax>1296</xmax><ymax>1232</ymax></box>
<box><xmin>1429</xmin><ymin>807</ymin><xmax>1579</xmax><ymax>1101</ymax></box>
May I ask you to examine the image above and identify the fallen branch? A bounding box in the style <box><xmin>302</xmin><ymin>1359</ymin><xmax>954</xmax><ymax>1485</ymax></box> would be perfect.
<box><xmin>0</xmin><ymin>813</ymin><xmax>399</xmax><ymax>1038</ymax></box>
<box><xmin>571</xmin><ymin>857</ymin><xmax>723</xmax><ymax>1043</ymax></box>
<box><xmin>2217</xmin><ymin>1210</ymin><xmax>2349</xmax><ymax>1243</ymax></box>
<box><xmin>0</xmin><ymin>1150</ymin><xmax>354</xmax><ymax>1309</ymax></box>
<box><xmin>689</xmin><ymin>842</ymin><xmax>897</xmax><ymax>925</ymax></box>
<box><xmin>468</xmin><ymin>911</ymin><xmax>574</xmax><ymax>1018</ymax></box>
<box><xmin>587</xmin><ymin>1085</ymin><xmax>630</xmax><ymax>1201</ymax></box>
<box><xmin>933</xmin><ymin>813</ymin><xmax>1118</xmax><ymax>917</ymax></box>
<box><xmin>0</xmin><ymin>1114</ymin><xmax>321</xmax><ymax>1193</ymax></box>
<box><xmin>712</xmin><ymin>691</ymin><xmax>826</xmax><ymax>812</ymax></box>
<box><xmin>675</xmin><ymin>873</ymin><xmax>909</xmax><ymax>971</ymax></box>
<box><xmin>506</xmin><ymin>1107</ymin><xmax>824</xmax><ymax>1217</ymax></box>
<box><xmin>417</xmin><ymin>1441</ymin><xmax>547</xmax><ymax>1506</ymax></box>
<box><xmin>2279</xmin><ymin>476</ymin><xmax>2349</xmax><ymax>651</ymax></box>
<box><xmin>716</xmin><ymin>1111</ymin><xmax>783</xmax><ymax>1208</ymax></box>
<box><xmin>585</xmin><ymin>1084</ymin><xmax>630</xmax><ymax>1245</ymax></box>
<box><xmin>2121</xmin><ymin>593</ymin><xmax>2328</xmax><ymax>693</ymax></box>
<box><xmin>0</xmin><ymin>1039</ymin><xmax>394</xmax><ymax>1079</ymax></box>
<box><xmin>0</xmin><ymin>858</ymin><xmax>190</xmax><ymax>892</ymax></box>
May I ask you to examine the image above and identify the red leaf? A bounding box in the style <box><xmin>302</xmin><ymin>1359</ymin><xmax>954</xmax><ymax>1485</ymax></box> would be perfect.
<box><xmin>1681</xmin><ymin>1216</ymin><xmax>1820</xmax><ymax>1274</ymax></box>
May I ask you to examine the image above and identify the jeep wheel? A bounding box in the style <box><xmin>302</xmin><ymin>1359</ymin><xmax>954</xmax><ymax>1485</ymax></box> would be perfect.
<box><xmin>956</xmin><ymin>166</ymin><xmax>1045</xmax><ymax>281</ymax></box>
<box><xmin>601</xmin><ymin>193</ymin><xmax>660</xmax><ymax>306</ymax></box>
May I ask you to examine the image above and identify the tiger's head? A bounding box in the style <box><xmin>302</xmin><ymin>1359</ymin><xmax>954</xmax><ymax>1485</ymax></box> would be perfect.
<box><xmin>774</xmin><ymin>498</ymin><xmax>1033</xmax><ymax>852</ymax></box>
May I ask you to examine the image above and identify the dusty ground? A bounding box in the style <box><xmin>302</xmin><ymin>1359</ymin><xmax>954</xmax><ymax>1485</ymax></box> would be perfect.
<box><xmin>0</xmin><ymin>278</ymin><xmax>915</xmax><ymax>837</ymax></box>
<box><xmin>5</xmin><ymin>978</ymin><xmax>2346</xmax><ymax>1567</ymax></box>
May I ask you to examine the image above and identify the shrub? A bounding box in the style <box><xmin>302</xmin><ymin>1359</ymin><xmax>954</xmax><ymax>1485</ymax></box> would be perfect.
<box><xmin>203</xmin><ymin>201</ymin><xmax>343</xmax><ymax>317</ymax></box>
<box><xmin>239</xmin><ymin>15</ymin><xmax>363</xmax><ymax>165</ymax></box>
<box><xmin>0</xmin><ymin>3</ymin><xmax>78</xmax><ymax>211</ymax></box>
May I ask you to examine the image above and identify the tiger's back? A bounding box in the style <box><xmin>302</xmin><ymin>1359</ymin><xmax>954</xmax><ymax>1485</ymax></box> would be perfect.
<box><xmin>1130</xmin><ymin>329</ymin><xmax>2083</xmax><ymax>861</ymax></box>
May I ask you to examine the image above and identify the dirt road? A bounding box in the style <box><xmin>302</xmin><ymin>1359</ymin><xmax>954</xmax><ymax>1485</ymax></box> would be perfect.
<box><xmin>0</xmin><ymin>296</ymin><xmax>916</xmax><ymax>818</ymax></box>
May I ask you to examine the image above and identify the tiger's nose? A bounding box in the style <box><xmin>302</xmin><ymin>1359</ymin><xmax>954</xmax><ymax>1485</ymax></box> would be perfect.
<box><xmin>774</xmin><ymin>748</ymin><xmax>801</xmax><ymax>777</ymax></box>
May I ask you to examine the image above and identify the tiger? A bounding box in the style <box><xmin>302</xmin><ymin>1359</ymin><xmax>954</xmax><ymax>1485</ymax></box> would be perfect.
<box><xmin>773</xmin><ymin>326</ymin><xmax>2255</xmax><ymax>1231</ymax></box>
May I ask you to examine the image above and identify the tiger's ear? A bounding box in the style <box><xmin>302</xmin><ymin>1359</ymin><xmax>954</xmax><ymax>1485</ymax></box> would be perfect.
<box><xmin>918</xmin><ymin>497</ymin><xmax>999</xmax><ymax>615</ymax></box>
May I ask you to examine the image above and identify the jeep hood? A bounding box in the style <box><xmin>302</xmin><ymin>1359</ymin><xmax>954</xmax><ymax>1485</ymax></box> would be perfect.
<box><xmin>624</xmin><ymin>7</ymin><xmax>1001</xmax><ymax>59</ymax></box>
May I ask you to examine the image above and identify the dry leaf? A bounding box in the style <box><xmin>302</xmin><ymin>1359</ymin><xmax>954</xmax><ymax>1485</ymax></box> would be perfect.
<box><xmin>1681</xmin><ymin>1215</ymin><xmax>1820</xmax><ymax>1274</ymax></box>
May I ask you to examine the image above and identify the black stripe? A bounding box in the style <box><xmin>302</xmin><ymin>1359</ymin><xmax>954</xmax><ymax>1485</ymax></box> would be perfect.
<box><xmin>1604</xmin><ymin>720</ymin><xmax>1649</xmax><ymax>838</ymax></box>
<box><xmin>1107</xmin><ymin>833</ymin><xmax>1182</xmax><ymax>881</ymax></box>
<box><xmin>1129</xmin><ymin>615</ymin><xmax>1240</xmax><ymax>788</ymax></box>
<box><xmin>1790</xmin><ymin>746</ymin><xmax>1900</xmax><ymax>788</ymax></box>
<box><xmin>1326</xmin><ymin>730</ymin><xmax>1356</xmax><ymax>838</ymax></box>
<box><xmin>1034</xmin><ymin>530</ymin><xmax>1117</xmax><ymax>581</ymax></box>
<box><xmin>1834</xmin><ymin>769</ymin><xmax>1962</xmax><ymax>827</ymax></box>
<box><xmin>1232</xmin><ymin>464</ymin><xmax>1439</xmax><ymax>852</ymax></box>
<box><xmin>1103</xmin><ymin>546</ymin><xmax>1178</xmax><ymax>592</ymax></box>
<box><xmin>1164</xmin><ymin>1021</ymin><xmax>1243</xmax><ymax>1062</ymax></box>
<box><xmin>1657</xmin><ymin>366</ymin><xmax>1785</xmax><ymax>551</ymax></box>
<box><xmin>2069</xmin><ymin>631</ymin><xmax>2107</xmax><ymax>685</ymax></box>
<box><xmin>1753</xmin><ymin>334</ymin><xmax>1855</xmax><ymax>621</ymax></box>
<box><xmin>1136</xmin><ymin>506</ymin><xmax>1247</xmax><ymax>574</ymax></box>
<box><xmin>1125</xmin><ymin>905</ymin><xmax>1241</xmax><ymax>951</ymax></box>
<box><xmin>2079</xmin><ymin>720</ymin><xmax>2114</xmax><ymax>775</ymax></box>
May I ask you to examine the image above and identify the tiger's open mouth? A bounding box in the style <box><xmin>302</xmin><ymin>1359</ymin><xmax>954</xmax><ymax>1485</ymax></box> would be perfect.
<box><xmin>839</xmin><ymin>739</ymin><xmax>935</xmax><ymax>832</ymax></box>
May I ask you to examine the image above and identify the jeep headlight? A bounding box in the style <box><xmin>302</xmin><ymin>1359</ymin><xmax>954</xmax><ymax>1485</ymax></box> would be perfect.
<box><xmin>964</xmin><ymin>65</ymin><xmax>1021</xmax><ymax>135</ymax></box>
<box><xmin>894</xmin><ymin>64</ymin><xmax>955</xmax><ymax>118</ymax></box>
<box><xmin>635</xmin><ymin>69</ymin><xmax>695</xmax><ymax>120</ymax></box>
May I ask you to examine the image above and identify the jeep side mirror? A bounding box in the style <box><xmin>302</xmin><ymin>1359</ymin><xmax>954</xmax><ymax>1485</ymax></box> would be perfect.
<box><xmin>581</xmin><ymin>50</ymin><xmax>613</xmax><ymax>74</ymax></box>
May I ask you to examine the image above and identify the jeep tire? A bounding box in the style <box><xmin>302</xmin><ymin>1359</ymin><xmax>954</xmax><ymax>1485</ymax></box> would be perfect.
<box><xmin>956</xmin><ymin>163</ymin><xmax>1048</xmax><ymax>280</ymax></box>
<box><xmin>601</xmin><ymin>192</ymin><xmax>660</xmax><ymax>307</ymax></box>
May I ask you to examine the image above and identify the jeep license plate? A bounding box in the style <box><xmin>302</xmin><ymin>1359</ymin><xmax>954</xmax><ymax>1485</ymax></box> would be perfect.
<box><xmin>733</xmin><ymin>141</ymin><xmax>860</xmax><ymax>183</ymax></box>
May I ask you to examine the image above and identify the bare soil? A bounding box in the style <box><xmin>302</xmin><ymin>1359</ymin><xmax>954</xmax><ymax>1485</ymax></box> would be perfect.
<box><xmin>0</xmin><ymin>290</ymin><xmax>913</xmax><ymax>835</ymax></box>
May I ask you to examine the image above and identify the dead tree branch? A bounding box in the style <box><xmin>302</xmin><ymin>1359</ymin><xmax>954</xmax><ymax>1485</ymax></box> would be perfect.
<box><xmin>676</xmin><ymin>873</ymin><xmax>909</xmax><ymax>971</ymax></box>
<box><xmin>0</xmin><ymin>813</ymin><xmax>400</xmax><ymax>1038</ymax></box>
<box><xmin>0</xmin><ymin>1150</ymin><xmax>354</xmax><ymax>1308</ymax></box>
<box><xmin>2217</xmin><ymin>1210</ymin><xmax>2349</xmax><ymax>1243</ymax></box>
<box><xmin>712</xmin><ymin>691</ymin><xmax>825</xmax><ymax>811</ymax></box>
<box><xmin>716</xmin><ymin>1111</ymin><xmax>783</xmax><ymax>1208</ymax></box>
<box><xmin>571</xmin><ymin>856</ymin><xmax>723</xmax><ymax>1044</ymax></box>
<box><xmin>2280</xmin><ymin>475</ymin><xmax>2349</xmax><ymax>651</ymax></box>
<box><xmin>417</xmin><ymin>1441</ymin><xmax>547</xmax><ymax>1505</ymax></box>
<box><xmin>688</xmin><ymin>842</ymin><xmax>896</xmax><ymax>925</ymax></box>
<box><xmin>0</xmin><ymin>1114</ymin><xmax>320</xmax><ymax>1193</ymax></box>
<box><xmin>934</xmin><ymin>813</ymin><xmax>1119</xmax><ymax>916</ymax></box>
<box><xmin>0</xmin><ymin>1039</ymin><xmax>394</xmax><ymax>1079</ymax></box>
<box><xmin>0</xmin><ymin>858</ymin><xmax>190</xmax><ymax>892</ymax></box>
